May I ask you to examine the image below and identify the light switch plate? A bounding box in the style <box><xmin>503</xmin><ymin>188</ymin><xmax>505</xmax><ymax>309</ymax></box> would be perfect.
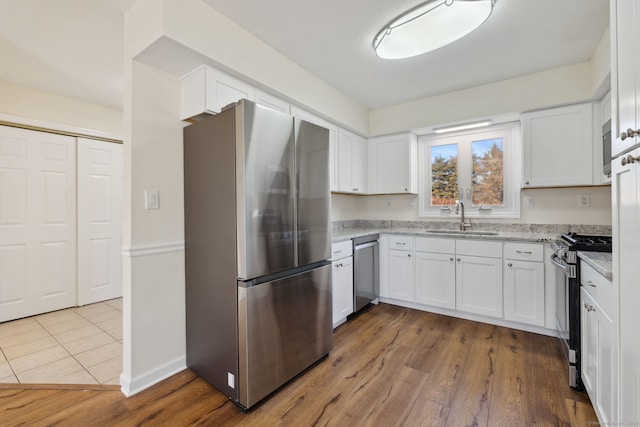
<box><xmin>145</xmin><ymin>189</ymin><xmax>159</xmax><ymax>209</ymax></box>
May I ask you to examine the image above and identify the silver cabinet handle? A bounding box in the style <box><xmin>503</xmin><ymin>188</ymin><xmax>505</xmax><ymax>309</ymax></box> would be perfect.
<box><xmin>333</xmin><ymin>250</ymin><xmax>342</xmax><ymax>254</ymax></box>
<box><xmin>516</xmin><ymin>250</ymin><xmax>532</xmax><ymax>255</ymax></box>
<box><xmin>457</xmin><ymin>257</ymin><xmax>461</xmax><ymax>262</ymax></box>
<box><xmin>507</xmin><ymin>263</ymin><xmax>513</xmax><ymax>267</ymax></box>
<box><xmin>524</xmin><ymin>180</ymin><xmax>530</xmax><ymax>185</ymax></box>
<box><xmin>404</xmin><ymin>187</ymin><xmax>408</xmax><ymax>192</ymax></box>
<box><xmin>449</xmin><ymin>257</ymin><xmax>454</xmax><ymax>261</ymax></box>
<box><xmin>395</xmin><ymin>242</ymin><xmax>406</xmax><ymax>246</ymax></box>
<box><xmin>408</xmin><ymin>253</ymin><xmax>411</xmax><ymax>258</ymax></box>
<box><xmin>586</xmin><ymin>281</ymin><xmax>596</xmax><ymax>287</ymax></box>
<box><xmin>621</xmin><ymin>154</ymin><xmax>640</xmax><ymax>166</ymax></box>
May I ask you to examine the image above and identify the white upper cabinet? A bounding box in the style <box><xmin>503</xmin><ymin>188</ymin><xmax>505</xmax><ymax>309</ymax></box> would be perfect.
<box><xmin>180</xmin><ymin>65</ymin><xmax>255</xmax><ymax>120</ymax></box>
<box><xmin>338</xmin><ymin>128</ymin><xmax>368</xmax><ymax>193</ymax></box>
<box><xmin>368</xmin><ymin>133</ymin><xmax>418</xmax><ymax>194</ymax></box>
<box><xmin>611</xmin><ymin>0</ymin><xmax>640</xmax><ymax>156</ymax></box>
<box><xmin>522</xmin><ymin>103</ymin><xmax>594</xmax><ymax>187</ymax></box>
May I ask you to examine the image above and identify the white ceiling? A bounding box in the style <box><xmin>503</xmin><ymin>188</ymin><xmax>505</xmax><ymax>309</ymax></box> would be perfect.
<box><xmin>0</xmin><ymin>0</ymin><xmax>608</xmax><ymax>111</ymax></box>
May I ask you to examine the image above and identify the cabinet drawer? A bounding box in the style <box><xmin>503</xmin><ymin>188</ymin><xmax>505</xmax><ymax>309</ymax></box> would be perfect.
<box><xmin>455</xmin><ymin>239</ymin><xmax>502</xmax><ymax>258</ymax></box>
<box><xmin>415</xmin><ymin>237</ymin><xmax>455</xmax><ymax>254</ymax></box>
<box><xmin>504</xmin><ymin>242</ymin><xmax>543</xmax><ymax>262</ymax></box>
<box><xmin>580</xmin><ymin>262</ymin><xmax>612</xmax><ymax>314</ymax></box>
<box><xmin>331</xmin><ymin>240</ymin><xmax>353</xmax><ymax>260</ymax></box>
<box><xmin>389</xmin><ymin>235</ymin><xmax>414</xmax><ymax>251</ymax></box>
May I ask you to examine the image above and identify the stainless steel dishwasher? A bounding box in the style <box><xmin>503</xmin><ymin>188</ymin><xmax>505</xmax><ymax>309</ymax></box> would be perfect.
<box><xmin>352</xmin><ymin>234</ymin><xmax>379</xmax><ymax>312</ymax></box>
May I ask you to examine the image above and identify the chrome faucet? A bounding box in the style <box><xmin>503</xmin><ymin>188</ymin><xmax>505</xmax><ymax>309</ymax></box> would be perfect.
<box><xmin>454</xmin><ymin>200</ymin><xmax>472</xmax><ymax>231</ymax></box>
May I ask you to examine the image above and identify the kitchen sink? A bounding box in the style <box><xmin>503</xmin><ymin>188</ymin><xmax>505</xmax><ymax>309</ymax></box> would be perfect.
<box><xmin>423</xmin><ymin>229</ymin><xmax>499</xmax><ymax>236</ymax></box>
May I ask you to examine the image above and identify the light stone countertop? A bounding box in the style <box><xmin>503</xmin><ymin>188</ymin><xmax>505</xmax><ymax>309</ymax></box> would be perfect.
<box><xmin>578</xmin><ymin>251</ymin><xmax>613</xmax><ymax>282</ymax></box>
<box><xmin>331</xmin><ymin>227</ymin><xmax>559</xmax><ymax>245</ymax></box>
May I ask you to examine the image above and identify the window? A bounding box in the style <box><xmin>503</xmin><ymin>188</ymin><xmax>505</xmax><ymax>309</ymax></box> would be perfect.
<box><xmin>418</xmin><ymin>122</ymin><xmax>521</xmax><ymax>218</ymax></box>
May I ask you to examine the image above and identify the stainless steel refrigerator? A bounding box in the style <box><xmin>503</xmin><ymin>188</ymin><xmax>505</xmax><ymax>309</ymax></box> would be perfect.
<box><xmin>184</xmin><ymin>99</ymin><xmax>332</xmax><ymax>410</ymax></box>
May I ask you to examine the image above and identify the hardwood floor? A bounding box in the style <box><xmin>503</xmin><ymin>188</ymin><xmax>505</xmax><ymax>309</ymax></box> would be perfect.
<box><xmin>0</xmin><ymin>303</ymin><xmax>597</xmax><ymax>426</ymax></box>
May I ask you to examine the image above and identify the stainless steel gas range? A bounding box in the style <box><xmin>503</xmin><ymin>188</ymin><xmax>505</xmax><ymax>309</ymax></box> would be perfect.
<box><xmin>551</xmin><ymin>232</ymin><xmax>612</xmax><ymax>389</ymax></box>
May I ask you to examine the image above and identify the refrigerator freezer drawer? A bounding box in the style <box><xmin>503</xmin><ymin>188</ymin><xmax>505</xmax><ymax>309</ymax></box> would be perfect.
<box><xmin>237</xmin><ymin>264</ymin><xmax>332</xmax><ymax>409</ymax></box>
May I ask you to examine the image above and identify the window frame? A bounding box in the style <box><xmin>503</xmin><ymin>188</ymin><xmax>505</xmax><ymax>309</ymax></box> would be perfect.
<box><xmin>418</xmin><ymin>122</ymin><xmax>521</xmax><ymax>219</ymax></box>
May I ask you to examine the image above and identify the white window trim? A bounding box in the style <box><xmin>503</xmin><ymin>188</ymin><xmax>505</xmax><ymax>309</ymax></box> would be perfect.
<box><xmin>418</xmin><ymin>121</ymin><xmax>522</xmax><ymax>219</ymax></box>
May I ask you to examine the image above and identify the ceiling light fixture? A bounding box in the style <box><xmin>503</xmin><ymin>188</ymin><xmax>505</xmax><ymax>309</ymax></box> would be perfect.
<box><xmin>373</xmin><ymin>0</ymin><xmax>495</xmax><ymax>60</ymax></box>
<box><xmin>433</xmin><ymin>120</ymin><xmax>492</xmax><ymax>134</ymax></box>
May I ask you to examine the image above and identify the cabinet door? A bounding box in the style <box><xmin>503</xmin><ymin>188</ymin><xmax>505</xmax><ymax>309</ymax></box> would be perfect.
<box><xmin>456</xmin><ymin>255</ymin><xmax>503</xmax><ymax>318</ymax></box>
<box><xmin>388</xmin><ymin>249</ymin><xmax>414</xmax><ymax>302</ymax></box>
<box><xmin>338</xmin><ymin>129</ymin><xmax>367</xmax><ymax>193</ymax></box>
<box><xmin>351</xmin><ymin>134</ymin><xmax>368</xmax><ymax>193</ymax></box>
<box><xmin>180</xmin><ymin>65</ymin><xmax>255</xmax><ymax>120</ymax></box>
<box><xmin>596</xmin><ymin>299</ymin><xmax>615</xmax><ymax>427</ymax></box>
<box><xmin>504</xmin><ymin>260</ymin><xmax>544</xmax><ymax>326</ymax></box>
<box><xmin>612</xmin><ymin>0</ymin><xmax>640</xmax><ymax>156</ymax></box>
<box><xmin>368</xmin><ymin>133</ymin><xmax>417</xmax><ymax>194</ymax></box>
<box><xmin>415</xmin><ymin>252</ymin><xmax>455</xmax><ymax>309</ymax></box>
<box><xmin>581</xmin><ymin>286</ymin><xmax>616</xmax><ymax>426</ymax></box>
<box><xmin>581</xmin><ymin>288</ymin><xmax>597</xmax><ymax>397</ymax></box>
<box><xmin>332</xmin><ymin>256</ymin><xmax>354</xmax><ymax>327</ymax></box>
<box><xmin>522</xmin><ymin>103</ymin><xmax>593</xmax><ymax>187</ymax></box>
<box><xmin>612</xmin><ymin>145</ymin><xmax>640</xmax><ymax>424</ymax></box>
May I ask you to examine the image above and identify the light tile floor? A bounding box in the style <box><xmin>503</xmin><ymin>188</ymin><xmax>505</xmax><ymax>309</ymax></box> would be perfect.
<box><xmin>0</xmin><ymin>298</ymin><xmax>122</xmax><ymax>385</ymax></box>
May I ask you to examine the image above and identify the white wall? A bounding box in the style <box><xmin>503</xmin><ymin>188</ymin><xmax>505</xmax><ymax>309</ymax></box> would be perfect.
<box><xmin>120</xmin><ymin>57</ymin><xmax>187</xmax><ymax>395</ymax></box>
<box><xmin>0</xmin><ymin>79</ymin><xmax>122</xmax><ymax>137</ymax></box>
<box><xmin>333</xmin><ymin>185</ymin><xmax>612</xmax><ymax>225</ymax></box>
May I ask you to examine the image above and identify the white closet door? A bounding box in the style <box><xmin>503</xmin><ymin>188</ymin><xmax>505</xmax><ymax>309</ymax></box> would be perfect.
<box><xmin>77</xmin><ymin>138</ymin><xmax>123</xmax><ymax>306</ymax></box>
<box><xmin>0</xmin><ymin>125</ymin><xmax>76</xmax><ymax>322</ymax></box>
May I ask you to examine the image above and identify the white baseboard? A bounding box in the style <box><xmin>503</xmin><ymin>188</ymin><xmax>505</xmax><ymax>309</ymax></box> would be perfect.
<box><xmin>120</xmin><ymin>355</ymin><xmax>187</xmax><ymax>397</ymax></box>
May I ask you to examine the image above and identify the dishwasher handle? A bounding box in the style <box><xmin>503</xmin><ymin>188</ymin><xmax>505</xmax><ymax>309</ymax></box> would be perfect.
<box><xmin>355</xmin><ymin>241</ymin><xmax>378</xmax><ymax>251</ymax></box>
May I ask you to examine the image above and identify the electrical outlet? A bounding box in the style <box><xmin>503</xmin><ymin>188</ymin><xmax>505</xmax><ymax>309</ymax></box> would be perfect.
<box><xmin>578</xmin><ymin>194</ymin><xmax>590</xmax><ymax>208</ymax></box>
<box><xmin>386</xmin><ymin>200</ymin><xmax>391</xmax><ymax>207</ymax></box>
<box><xmin>523</xmin><ymin>195</ymin><xmax>533</xmax><ymax>208</ymax></box>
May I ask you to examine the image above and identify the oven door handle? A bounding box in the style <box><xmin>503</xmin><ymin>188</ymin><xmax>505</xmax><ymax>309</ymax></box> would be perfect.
<box><xmin>550</xmin><ymin>254</ymin><xmax>568</xmax><ymax>270</ymax></box>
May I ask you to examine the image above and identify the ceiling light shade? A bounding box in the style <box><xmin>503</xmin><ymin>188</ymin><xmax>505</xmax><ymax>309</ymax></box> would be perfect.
<box><xmin>373</xmin><ymin>0</ymin><xmax>495</xmax><ymax>60</ymax></box>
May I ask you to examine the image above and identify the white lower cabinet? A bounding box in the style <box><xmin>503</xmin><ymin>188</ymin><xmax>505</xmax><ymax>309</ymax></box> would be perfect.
<box><xmin>388</xmin><ymin>249</ymin><xmax>414</xmax><ymax>302</ymax></box>
<box><xmin>415</xmin><ymin>252</ymin><xmax>456</xmax><ymax>309</ymax></box>
<box><xmin>415</xmin><ymin>237</ymin><xmax>456</xmax><ymax>309</ymax></box>
<box><xmin>456</xmin><ymin>254</ymin><xmax>503</xmax><ymax>318</ymax></box>
<box><xmin>580</xmin><ymin>263</ymin><xmax>615</xmax><ymax>426</ymax></box>
<box><xmin>331</xmin><ymin>241</ymin><xmax>353</xmax><ymax>328</ymax></box>
<box><xmin>503</xmin><ymin>243</ymin><xmax>545</xmax><ymax>327</ymax></box>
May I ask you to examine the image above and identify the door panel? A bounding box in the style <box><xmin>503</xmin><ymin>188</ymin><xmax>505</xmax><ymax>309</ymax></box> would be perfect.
<box><xmin>238</xmin><ymin>264</ymin><xmax>332</xmax><ymax>408</ymax></box>
<box><xmin>77</xmin><ymin>138</ymin><xmax>123</xmax><ymax>305</ymax></box>
<box><xmin>237</xmin><ymin>101</ymin><xmax>296</xmax><ymax>279</ymax></box>
<box><xmin>295</xmin><ymin>119</ymin><xmax>330</xmax><ymax>266</ymax></box>
<box><xmin>0</xmin><ymin>125</ymin><xmax>76</xmax><ymax>322</ymax></box>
